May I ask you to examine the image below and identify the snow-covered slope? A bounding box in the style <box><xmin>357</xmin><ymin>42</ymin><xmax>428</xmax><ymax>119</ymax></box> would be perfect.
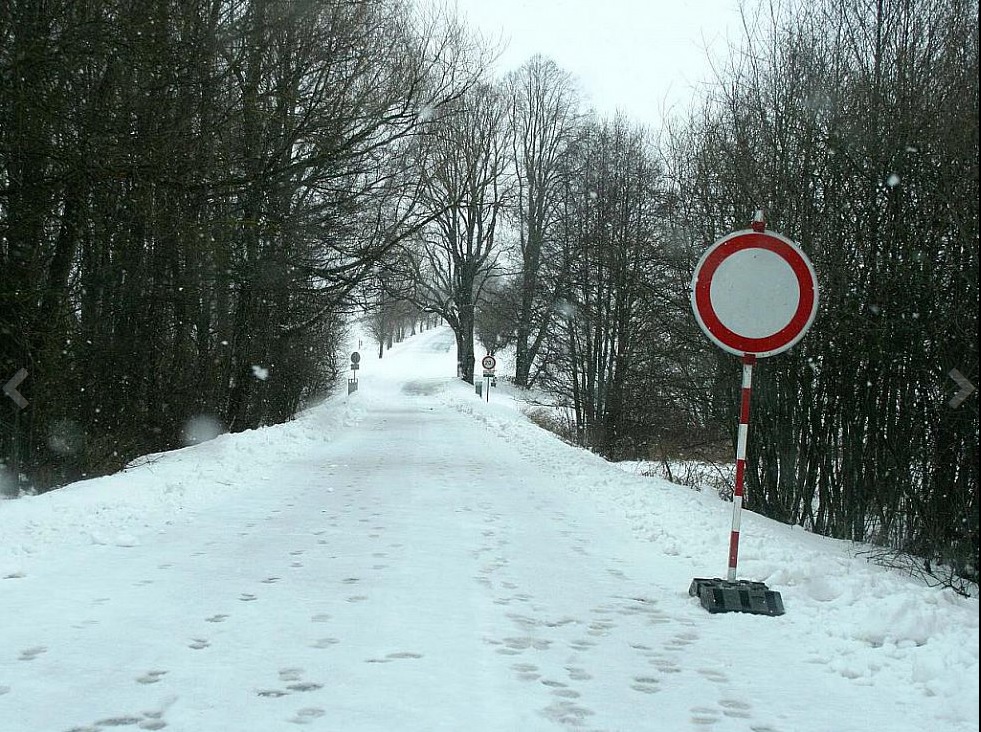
<box><xmin>1</xmin><ymin>326</ymin><xmax>977</xmax><ymax>731</ymax></box>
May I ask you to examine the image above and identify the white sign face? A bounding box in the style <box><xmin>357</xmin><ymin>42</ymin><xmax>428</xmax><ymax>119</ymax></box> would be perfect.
<box><xmin>481</xmin><ymin>355</ymin><xmax>496</xmax><ymax>370</ymax></box>
<box><xmin>710</xmin><ymin>247</ymin><xmax>800</xmax><ymax>339</ymax></box>
<box><xmin>691</xmin><ymin>229</ymin><xmax>818</xmax><ymax>358</ymax></box>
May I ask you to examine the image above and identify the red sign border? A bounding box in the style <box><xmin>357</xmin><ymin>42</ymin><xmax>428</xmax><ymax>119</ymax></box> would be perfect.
<box><xmin>691</xmin><ymin>229</ymin><xmax>818</xmax><ymax>357</ymax></box>
<box><xmin>481</xmin><ymin>355</ymin><xmax>497</xmax><ymax>370</ymax></box>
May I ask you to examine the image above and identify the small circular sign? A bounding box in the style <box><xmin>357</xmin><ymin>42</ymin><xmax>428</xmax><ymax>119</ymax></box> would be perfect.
<box><xmin>350</xmin><ymin>351</ymin><xmax>361</xmax><ymax>364</ymax></box>
<box><xmin>481</xmin><ymin>355</ymin><xmax>496</xmax><ymax>370</ymax></box>
<box><xmin>691</xmin><ymin>229</ymin><xmax>818</xmax><ymax>357</ymax></box>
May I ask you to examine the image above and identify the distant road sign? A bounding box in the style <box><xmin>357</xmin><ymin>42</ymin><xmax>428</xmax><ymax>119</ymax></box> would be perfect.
<box><xmin>351</xmin><ymin>351</ymin><xmax>361</xmax><ymax>364</ymax></box>
<box><xmin>481</xmin><ymin>355</ymin><xmax>496</xmax><ymax>371</ymax></box>
<box><xmin>691</xmin><ymin>229</ymin><xmax>818</xmax><ymax>358</ymax></box>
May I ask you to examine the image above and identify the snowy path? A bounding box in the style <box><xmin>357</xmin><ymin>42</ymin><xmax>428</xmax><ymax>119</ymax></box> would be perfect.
<box><xmin>1</xmin><ymin>327</ymin><xmax>977</xmax><ymax>732</ymax></box>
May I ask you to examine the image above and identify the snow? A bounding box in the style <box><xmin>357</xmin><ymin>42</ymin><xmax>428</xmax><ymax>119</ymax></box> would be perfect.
<box><xmin>1</xmin><ymin>325</ymin><xmax>977</xmax><ymax>732</ymax></box>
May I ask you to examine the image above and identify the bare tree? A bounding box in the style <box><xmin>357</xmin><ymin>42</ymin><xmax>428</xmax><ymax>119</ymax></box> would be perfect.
<box><xmin>406</xmin><ymin>81</ymin><xmax>512</xmax><ymax>382</ymax></box>
<box><xmin>542</xmin><ymin>117</ymin><xmax>665</xmax><ymax>459</ymax></box>
<box><xmin>505</xmin><ymin>55</ymin><xmax>581</xmax><ymax>387</ymax></box>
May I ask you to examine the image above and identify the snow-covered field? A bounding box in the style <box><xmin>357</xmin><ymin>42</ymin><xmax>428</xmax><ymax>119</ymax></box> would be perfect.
<box><xmin>1</xmin><ymin>325</ymin><xmax>977</xmax><ymax>731</ymax></box>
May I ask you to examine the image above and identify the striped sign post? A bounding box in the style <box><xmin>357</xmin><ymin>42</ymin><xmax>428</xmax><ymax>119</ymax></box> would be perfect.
<box><xmin>729</xmin><ymin>353</ymin><xmax>755</xmax><ymax>581</ymax></box>
<box><xmin>688</xmin><ymin>211</ymin><xmax>818</xmax><ymax>615</ymax></box>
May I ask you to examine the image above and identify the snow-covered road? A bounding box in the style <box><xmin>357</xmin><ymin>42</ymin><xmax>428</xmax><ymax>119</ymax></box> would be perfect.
<box><xmin>1</xmin><ymin>326</ymin><xmax>977</xmax><ymax>732</ymax></box>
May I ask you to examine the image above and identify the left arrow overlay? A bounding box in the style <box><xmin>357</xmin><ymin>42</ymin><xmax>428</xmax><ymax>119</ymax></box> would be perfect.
<box><xmin>3</xmin><ymin>368</ymin><xmax>29</xmax><ymax>409</ymax></box>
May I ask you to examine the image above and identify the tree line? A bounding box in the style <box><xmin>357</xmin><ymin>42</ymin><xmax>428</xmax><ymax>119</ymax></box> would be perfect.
<box><xmin>1</xmin><ymin>0</ymin><xmax>488</xmax><ymax>488</ymax></box>
<box><xmin>383</xmin><ymin>0</ymin><xmax>978</xmax><ymax>587</ymax></box>
<box><xmin>2</xmin><ymin>0</ymin><xmax>976</xmax><ymax>588</ymax></box>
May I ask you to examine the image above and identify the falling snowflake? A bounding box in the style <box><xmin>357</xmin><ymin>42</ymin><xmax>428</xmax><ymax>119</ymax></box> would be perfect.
<box><xmin>251</xmin><ymin>365</ymin><xmax>270</xmax><ymax>380</ymax></box>
<box><xmin>182</xmin><ymin>415</ymin><xmax>224</xmax><ymax>446</ymax></box>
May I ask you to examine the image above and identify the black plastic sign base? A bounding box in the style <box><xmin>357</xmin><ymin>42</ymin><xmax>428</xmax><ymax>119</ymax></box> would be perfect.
<box><xmin>689</xmin><ymin>578</ymin><xmax>785</xmax><ymax>616</ymax></box>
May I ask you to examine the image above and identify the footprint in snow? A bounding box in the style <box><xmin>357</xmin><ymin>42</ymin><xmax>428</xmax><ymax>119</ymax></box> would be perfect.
<box><xmin>690</xmin><ymin>706</ymin><xmax>722</xmax><ymax>726</ymax></box>
<box><xmin>511</xmin><ymin>663</ymin><xmax>540</xmax><ymax>682</ymax></box>
<box><xmin>310</xmin><ymin>638</ymin><xmax>340</xmax><ymax>649</ymax></box>
<box><xmin>188</xmin><ymin>638</ymin><xmax>210</xmax><ymax>650</ymax></box>
<box><xmin>205</xmin><ymin>614</ymin><xmax>229</xmax><ymax>623</ymax></box>
<box><xmin>719</xmin><ymin>699</ymin><xmax>753</xmax><ymax>719</ymax></box>
<box><xmin>18</xmin><ymin>646</ymin><xmax>46</xmax><ymax>661</ymax></box>
<box><xmin>95</xmin><ymin>715</ymin><xmax>144</xmax><ymax>727</ymax></box>
<box><xmin>698</xmin><ymin>668</ymin><xmax>728</xmax><ymax>684</ymax></box>
<box><xmin>286</xmin><ymin>682</ymin><xmax>323</xmax><ymax>692</ymax></box>
<box><xmin>565</xmin><ymin>666</ymin><xmax>592</xmax><ymax>681</ymax></box>
<box><xmin>650</xmin><ymin>657</ymin><xmax>682</xmax><ymax>674</ymax></box>
<box><xmin>288</xmin><ymin>707</ymin><xmax>326</xmax><ymax>725</ymax></box>
<box><xmin>631</xmin><ymin>676</ymin><xmax>661</xmax><ymax>694</ymax></box>
<box><xmin>541</xmin><ymin>679</ymin><xmax>579</xmax><ymax>699</ymax></box>
<box><xmin>239</xmin><ymin>593</ymin><xmax>258</xmax><ymax>602</ymax></box>
<box><xmin>665</xmin><ymin>631</ymin><xmax>699</xmax><ymax>650</ymax></box>
<box><xmin>365</xmin><ymin>652</ymin><xmax>422</xmax><ymax>664</ymax></box>
<box><xmin>587</xmin><ymin>620</ymin><xmax>615</xmax><ymax>636</ymax></box>
<box><xmin>540</xmin><ymin>700</ymin><xmax>595</xmax><ymax>726</ymax></box>
<box><xmin>136</xmin><ymin>670</ymin><xmax>168</xmax><ymax>685</ymax></box>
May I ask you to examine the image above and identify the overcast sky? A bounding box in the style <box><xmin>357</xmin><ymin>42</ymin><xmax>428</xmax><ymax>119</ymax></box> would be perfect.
<box><xmin>439</xmin><ymin>0</ymin><xmax>748</xmax><ymax>129</ymax></box>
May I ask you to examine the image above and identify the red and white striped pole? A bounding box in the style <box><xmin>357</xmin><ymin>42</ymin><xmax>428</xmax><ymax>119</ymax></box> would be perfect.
<box><xmin>727</xmin><ymin>352</ymin><xmax>755</xmax><ymax>581</ymax></box>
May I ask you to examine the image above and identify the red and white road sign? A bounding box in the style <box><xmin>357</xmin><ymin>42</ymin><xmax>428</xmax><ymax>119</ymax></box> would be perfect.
<box><xmin>690</xmin><ymin>218</ymin><xmax>820</xmax><ymax>588</ymax></box>
<box><xmin>691</xmin><ymin>228</ymin><xmax>818</xmax><ymax>358</ymax></box>
<box><xmin>481</xmin><ymin>355</ymin><xmax>496</xmax><ymax>371</ymax></box>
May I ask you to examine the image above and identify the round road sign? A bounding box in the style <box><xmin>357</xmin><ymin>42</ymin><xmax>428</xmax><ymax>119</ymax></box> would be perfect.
<box><xmin>350</xmin><ymin>351</ymin><xmax>361</xmax><ymax>364</ymax></box>
<box><xmin>481</xmin><ymin>355</ymin><xmax>496</xmax><ymax>371</ymax></box>
<box><xmin>691</xmin><ymin>228</ymin><xmax>818</xmax><ymax>357</ymax></box>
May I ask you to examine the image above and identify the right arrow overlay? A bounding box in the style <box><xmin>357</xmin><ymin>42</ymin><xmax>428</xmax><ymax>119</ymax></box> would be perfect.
<box><xmin>3</xmin><ymin>368</ymin><xmax>29</xmax><ymax>409</ymax></box>
<box><xmin>948</xmin><ymin>369</ymin><xmax>976</xmax><ymax>408</ymax></box>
